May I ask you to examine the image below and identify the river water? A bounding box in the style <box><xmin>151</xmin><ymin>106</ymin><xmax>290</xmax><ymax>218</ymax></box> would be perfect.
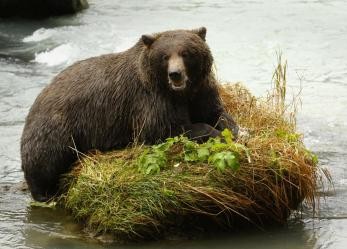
<box><xmin>0</xmin><ymin>0</ymin><xmax>346</xmax><ymax>248</ymax></box>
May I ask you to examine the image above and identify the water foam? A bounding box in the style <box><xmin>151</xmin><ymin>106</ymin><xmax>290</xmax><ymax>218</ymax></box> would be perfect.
<box><xmin>34</xmin><ymin>43</ymin><xmax>80</xmax><ymax>67</ymax></box>
<box><xmin>23</xmin><ymin>28</ymin><xmax>56</xmax><ymax>43</ymax></box>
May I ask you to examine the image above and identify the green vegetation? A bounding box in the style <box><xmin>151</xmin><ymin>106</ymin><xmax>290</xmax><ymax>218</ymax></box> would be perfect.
<box><xmin>137</xmin><ymin>129</ymin><xmax>244</xmax><ymax>175</ymax></box>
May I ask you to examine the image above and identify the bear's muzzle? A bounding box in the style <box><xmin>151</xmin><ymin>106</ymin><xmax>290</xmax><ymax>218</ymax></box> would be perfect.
<box><xmin>168</xmin><ymin>54</ymin><xmax>187</xmax><ymax>91</ymax></box>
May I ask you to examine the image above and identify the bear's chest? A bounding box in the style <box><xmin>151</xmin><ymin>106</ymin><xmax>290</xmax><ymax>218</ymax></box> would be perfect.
<box><xmin>151</xmin><ymin>92</ymin><xmax>190</xmax><ymax>123</ymax></box>
<box><xmin>133</xmin><ymin>91</ymin><xmax>191</xmax><ymax>142</ymax></box>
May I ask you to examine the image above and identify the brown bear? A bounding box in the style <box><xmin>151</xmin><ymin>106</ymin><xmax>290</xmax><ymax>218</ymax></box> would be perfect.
<box><xmin>21</xmin><ymin>27</ymin><xmax>238</xmax><ymax>202</ymax></box>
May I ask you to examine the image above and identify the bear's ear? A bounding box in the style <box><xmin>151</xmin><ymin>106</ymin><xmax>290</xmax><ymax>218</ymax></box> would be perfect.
<box><xmin>192</xmin><ymin>27</ymin><xmax>207</xmax><ymax>41</ymax></box>
<box><xmin>141</xmin><ymin>34</ymin><xmax>156</xmax><ymax>48</ymax></box>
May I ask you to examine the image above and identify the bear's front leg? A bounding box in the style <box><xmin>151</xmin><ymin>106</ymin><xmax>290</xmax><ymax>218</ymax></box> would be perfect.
<box><xmin>182</xmin><ymin>123</ymin><xmax>221</xmax><ymax>143</ymax></box>
<box><xmin>189</xmin><ymin>85</ymin><xmax>239</xmax><ymax>139</ymax></box>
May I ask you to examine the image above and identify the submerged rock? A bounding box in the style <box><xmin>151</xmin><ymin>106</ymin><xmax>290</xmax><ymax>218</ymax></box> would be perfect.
<box><xmin>0</xmin><ymin>0</ymin><xmax>89</xmax><ymax>18</ymax></box>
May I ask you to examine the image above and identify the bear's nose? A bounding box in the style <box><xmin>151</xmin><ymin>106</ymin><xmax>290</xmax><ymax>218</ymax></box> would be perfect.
<box><xmin>169</xmin><ymin>71</ymin><xmax>182</xmax><ymax>82</ymax></box>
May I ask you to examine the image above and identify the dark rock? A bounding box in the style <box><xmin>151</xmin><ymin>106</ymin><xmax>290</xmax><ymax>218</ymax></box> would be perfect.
<box><xmin>0</xmin><ymin>0</ymin><xmax>89</xmax><ymax>19</ymax></box>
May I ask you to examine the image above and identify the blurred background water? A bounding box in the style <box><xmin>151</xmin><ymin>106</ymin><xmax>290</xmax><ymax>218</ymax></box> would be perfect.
<box><xmin>1</xmin><ymin>0</ymin><xmax>347</xmax><ymax>248</ymax></box>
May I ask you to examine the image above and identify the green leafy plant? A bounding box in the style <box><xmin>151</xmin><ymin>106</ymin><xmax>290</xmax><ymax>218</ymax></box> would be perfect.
<box><xmin>208</xmin><ymin>151</ymin><xmax>239</xmax><ymax>172</ymax></box>
<box><xmin>137</xmin><ymin>129</ymin><xmax>244</xmax><ymax>174</ymax></box>
<box><xmin>137</xmin><ymin>148</ymin><xmax>166</xmax><ymax>175</ymax></box>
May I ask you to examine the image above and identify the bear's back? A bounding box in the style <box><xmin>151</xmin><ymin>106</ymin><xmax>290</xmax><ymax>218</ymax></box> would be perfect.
<box><xmin>23</xmin><ymin>51</ymin><xmax>144</xmax><ymax>151</ymax></box>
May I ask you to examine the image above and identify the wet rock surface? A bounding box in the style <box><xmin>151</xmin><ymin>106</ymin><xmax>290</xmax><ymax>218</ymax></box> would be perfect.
<box><xmin>0</xmin><ymin>0</ymin><xmax>88</xmax><ymax>18</ymax></box>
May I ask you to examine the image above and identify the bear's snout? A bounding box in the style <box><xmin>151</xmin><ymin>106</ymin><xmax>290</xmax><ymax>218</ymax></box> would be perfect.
<box><xmin>169</xmin><ymin>71</ymin><xmax>182</xmax><ymax>82</ymax></box>
<box><xmin>168</xmin><ymin>55</ymin><xmax>187</xmax><ymax>91</ymax></box>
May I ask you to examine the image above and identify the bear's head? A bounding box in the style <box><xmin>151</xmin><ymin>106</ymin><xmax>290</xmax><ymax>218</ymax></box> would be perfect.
<box><xmin>139</xmin><ymin>27</ymin><xmax>213</xmax><ymax>92</ymax></box>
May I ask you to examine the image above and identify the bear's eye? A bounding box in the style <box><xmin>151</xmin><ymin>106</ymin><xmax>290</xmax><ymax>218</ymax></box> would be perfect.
<box><xmin>162</xmin><ymin>54</ymin><xmax>169</xmax><ymax>61</ymax></box>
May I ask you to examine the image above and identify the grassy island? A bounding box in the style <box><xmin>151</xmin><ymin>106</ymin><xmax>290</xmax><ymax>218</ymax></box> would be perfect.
<box><xmin>58</xmin><ymin>59</ymin><xmax>323</xmax><ymax>241</ymax></box>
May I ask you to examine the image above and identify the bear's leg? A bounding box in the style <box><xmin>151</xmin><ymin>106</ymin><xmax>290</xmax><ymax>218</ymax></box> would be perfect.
<box><xmin>183</xmin><ymin>123</ymin><xmax>221</xmax><ymax>143</ymax></box>
<box><xmin>22</xmin><ymin>145</ymin><xmax>75</xmax><ymax>202</ymax></box>
<box><xmin>25</xmin><ymin>170</ymin><xmax>59</xmax><ymax>202</ymax></box>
